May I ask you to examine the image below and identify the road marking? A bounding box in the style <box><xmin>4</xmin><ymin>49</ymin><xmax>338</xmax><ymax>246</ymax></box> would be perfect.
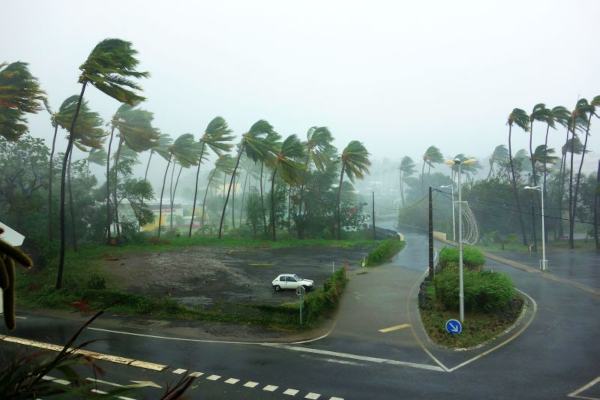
<box><xmin>190</xmin><ymin>372</ymin><xmax>204</xmax><ymax>377</ymax></box>
<box><xmin>330</xmin><ymin>397</ymin><xmax>344</xmax><ymax>400</ymax></box>
<box><xmin>207</xmin><ymin>374</ymin><xmax>221</xmax><ymax>381</ymax></box>
<box><xmin>323</xmin><ymin>358</ymin><xmax>360</xmax><ymax>366</ymax></box>
<box><xmin>91</xmin><ymin>389</ymin><xmax>108</xmax><ymax>395</ymax></box>
<box><xmin>54</xmin><ymin>379</ymin><xmax>70</xmax><ymax>385</ymax></box>
<box><xmin>263</xmin><ymin>344</ymin><xmax>444</xmax><ymax>372</ymax></box>
<box><xmin>263</xmin><ymin>385</ymin><xmax>278</xmax><ymax>392</ymax></box>
<box><xmin>86</xmin><ymin>377</ymin><xmax>123</xmax><ymax>387</ymax></box>
<box><xmin>305</xmin><ymin>393</ymin><xmax>321</xmax><ymax>399</ymax></box>
<box><xmin>244</xmin><ymin>381</ymin><xmax>259</xmax><ymax>388</ymax></box>
<box><xmin>0</xmin><ymin>335</ymin><xmax>168</xmax><ymax>371</ymax></box>
<box><xmin>379</xmin><ymin>324</ymin><xmax>410</xmax><ymax>333</ymax></box>
<box><xmin>172</xmin><ymin>368</ymin><xmax>187</xmax><ymax>374</ymax></box>
<box><xmin>284</xmin><ymin>388</ymin><xmax>299</xmax><ymax>395</ymax></box>
<box><xmin>568</xmin><ymin>376</ymin><xmax>600</xmax><ymax>399</ymax></box>
<box><xmin>131</xmin><ymin>380</ymin><xmax>163</xmax><ymax>388</ymax></box>
<box><xmin>225</xmin><ymin>378</ymin><xmax>239</xmax><ymax>384</ymax></box>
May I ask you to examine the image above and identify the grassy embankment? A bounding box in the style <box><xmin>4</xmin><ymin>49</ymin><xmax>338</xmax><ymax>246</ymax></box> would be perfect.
<box><xmin>16</xmin><ymin>237</ymin><xmax>377</xmax><ymax>330</ymax></box>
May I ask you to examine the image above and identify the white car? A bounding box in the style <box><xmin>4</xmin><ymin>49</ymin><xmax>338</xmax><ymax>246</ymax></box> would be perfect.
<box><xmin>272</xmin><ymin>274</ymin><xmax>314</xmax><ymax>292</ymax></box>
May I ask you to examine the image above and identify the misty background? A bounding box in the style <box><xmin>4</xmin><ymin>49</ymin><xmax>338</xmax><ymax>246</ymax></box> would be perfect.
<box><xmin>4</xmin><ymin>0</ymin><xmax>600</xmax><ymax>197</ymax></box>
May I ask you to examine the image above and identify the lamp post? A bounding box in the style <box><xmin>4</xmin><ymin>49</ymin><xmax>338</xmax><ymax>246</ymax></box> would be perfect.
<box><xmin>441</xmin><ymin>184</ymin><xmax>456</xmax><ymax>241</ymax></box>
<box><xmin>525</xmin><ymin>185</ymin><xmax>547</xmax><ymax>271</ymax></box>
<box><xmin>445</xmin><ymin>157</ymin><xmax>477</xmax><ymax>323</ymax></box>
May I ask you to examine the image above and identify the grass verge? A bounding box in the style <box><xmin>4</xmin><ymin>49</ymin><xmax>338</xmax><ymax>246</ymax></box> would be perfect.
<box><xmin>364</xmin><ymin>237</ymin><xmax>406</xmax><ymax>267</ymax></box>
<box><xmin>418</xmin><ymin>279</ymin><xmax>524</xmax><ymax>348</ymax></box>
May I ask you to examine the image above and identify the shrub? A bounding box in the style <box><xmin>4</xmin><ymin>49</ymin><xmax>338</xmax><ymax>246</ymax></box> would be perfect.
<box><xmin>303</xmin><ymin>267</ymin><xmax>348</xmax><ymax>324</ymax></box>
<box><xmin>434</xmin><ymin>269</ymin><xmax>515</xmax><ymax>313</ymax></box>
<box><xmin>86</xmin><ymin>274</ymin><xmax>106</xmax><ymax>290</ymax></box>
<box><xmin>439</xmin><ymin>247</ymin><xmax>485</xmax><ymax>271</ymax></box>
<box><xmin>365</xmin><ymin>237</ymin><xmax>405</xmax><ymax>267</ymax></box>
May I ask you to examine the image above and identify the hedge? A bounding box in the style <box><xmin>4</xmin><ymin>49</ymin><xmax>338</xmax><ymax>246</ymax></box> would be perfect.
<box><xmin>365</xmin><ymin>237</ymin><xmax>406</xmax><ymax>267</ymax></box>
<box><xmin>303</xmin><ymin>267</ymin><xmax>348</xmax><ymax>324</ymax></box>
<box><xmin>434</xmin><ymin>269</ymin><xmax>515</xmax><ymax>313</ymax></box>
<box><xmin>439</xmin><ymin>247</ymin><xmax>485</xmax><ymax>271</ymax></box>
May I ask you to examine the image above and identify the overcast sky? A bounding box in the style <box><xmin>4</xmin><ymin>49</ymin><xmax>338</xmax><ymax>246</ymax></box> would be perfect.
<box><xmin>4</xmin><ymin>0</ymin><xmax>600</xmax><ymax>178</ymax></box>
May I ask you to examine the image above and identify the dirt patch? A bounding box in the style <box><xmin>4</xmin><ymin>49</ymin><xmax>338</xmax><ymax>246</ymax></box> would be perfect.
<box><xmin>99</xmin><ymin>244</ymin><xmax>376</xmax><ymax>309</ymax></box>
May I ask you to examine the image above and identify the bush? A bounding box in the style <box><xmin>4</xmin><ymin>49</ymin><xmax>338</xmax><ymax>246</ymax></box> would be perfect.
<box><xmin>439</xmin><ymin>247</ymin><xmax>485</xmax><ymax>271</ymax></box>
<box><xmin>303</xmin><ymin>267</ymin><xmax>348</xmax><ymax>324</ymax></box>
<box><xmin>365</xmin><ymin>237</ymin><xmax>405</xmax><ymax>267</ymax></box>
<box><xmin>434</xmin><ymin>269</ymin><xmax>515</xmax><ymax>313</ymax></box>
<box><xmin>86</xmin><ymin>274</ymin><xmax>106</xmax><ymax>290</ymax></box>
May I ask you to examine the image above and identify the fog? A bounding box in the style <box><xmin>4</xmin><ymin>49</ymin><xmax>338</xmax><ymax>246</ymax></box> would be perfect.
<box><xmin>4</xmin><ymin>0</ymin><xmax>600</xmax><ymax>194</ymax></box>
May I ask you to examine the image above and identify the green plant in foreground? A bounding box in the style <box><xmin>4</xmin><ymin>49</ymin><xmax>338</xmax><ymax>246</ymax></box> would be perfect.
<box><xmin>439</xmin><ymin>246</ymin><xmax>485</xmax><ymax>271</ymax></box>
<box><xmin>364</xmin><ymin>237</ymin><xmax>405</xmax><ymax>267</ymax></box>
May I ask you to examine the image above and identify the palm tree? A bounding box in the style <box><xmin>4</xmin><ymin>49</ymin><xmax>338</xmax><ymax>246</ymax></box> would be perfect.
<box><xmin>421</xmin><ymin>146</ymin><xmax>443</xmax><ymax>190</ymax></box>
<box><xmin>0</xmin><ymin>61</ymin><xmax>46</xmax><ymax>141</ymax></box>
<box><xmin>145</xmin><ymin>133</ymin><xmax>171</xmax><ymax>181</ymax></box>
<box><xmin>297</xmin><ymin>127</ymin><xmax>335</xmax><ymax>226</ymax></box>
<box><xmin>56</xmin><ymin>38</ymin><xmax>148</xmax><ymax>289</ymax></box>
<box><xmin>399</xmin><ymin>156</ymin><xmax>416</xmax><ymax>207</ymax></box>
<box><xmin>219</xmin><ymin>120</ymin><xmax>278</xmax><ymax>238</ymax></box>
<box><xmin>86</xmin><ymin>148</ymin><xmax>107</xmax><ymax>169</ymax></box>
<box><xmin>487</xmin><ymin>145</ymin><xmax>508</xmax><ymax>180</ymax></box>
<box><xmin>268</xmin><ymin>134</ymin><xmax>306</xmax><ymax>241</ymax></box>
<box><xmin>189</xmin><ymin>117</ymin><xmax>234</xmax><ymax>237</ymax></box>
<box><xmin>336</xmin><ymin>141</ymin><xmax>371</xmax><ymax>240</ymax></box>
<box><xmin>528</xmin><ymin>104</ymin><xmax>552</xmax><ymax>187</ymax></box>
<box><xmin>201</xmin><ymin>155</ymin><xmax>235</xmax><ymax>230</ymax></box>
<box><xmin>238</xmin><ymin>157</ymin><xmax>259</xmax><ymax>226</ymax></box>
<box><xmin>507</xmin><ymin>108</ymin><xmax>530</xmax><ymax>247</ymax></box>
<box><xmin>543</xmin><ymin>106</ymin><xmax>570</xmax><ymax>213</ymax></box>
<box><xmin>157</xmin><ymin>134</ymin><xmax>199</xmax><ymax>237</ymax></box>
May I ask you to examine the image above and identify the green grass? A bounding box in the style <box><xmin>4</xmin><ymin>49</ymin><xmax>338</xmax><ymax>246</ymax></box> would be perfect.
<box><xmin>475</xmin><ymin>238</ymin><xmax>598</xmax><ymax>254</ymax></box>
<box><xmin>419</xmin><ymin>280</ymin><xmax>523</xmax><ymax>348</ymax></box>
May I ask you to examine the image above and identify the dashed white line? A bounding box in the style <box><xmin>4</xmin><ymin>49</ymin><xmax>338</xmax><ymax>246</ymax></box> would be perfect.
<box><xmin>207</xmin><ymin>374</ymin><xmax>221</xmax><ymax>381</ymax></box>
<box><xmin>225</xmin><ymin>378</ymin><xmax>240</xmax><ymax>384</ymax></box>
<box><xmin>284</xmin><ymin>388</ymin><xmax>299</xmax><ymax>396</ymax></box>
<box><xmin>189</xmin><ymin>372</ymin><xmax>203</xmax><ymax>377</ymax></box>
<box><xmin>244</xmin><ymin>381</ymin><xmax>259</xmax><ymax>388</ymax></box>
<box><xmin>263</xmin><ymin>385</ymin><xmax>278</xmax><ymax>392</ymax></box>
<box><xmin>305</xmin><ymin>393</ymin><xmax>321</xmax><ymax>399</ymax></box>
<box><xmin>172</xmin><ymin>368</ymin><xmax>187</xmax><ymax>374</ymax></box>
<box><xmin>330</xmin><ymin>397</ymin><xmax>344</xmax><ymax>400</ymax></box>
<box><xmin>54</xmin><ymin>379</ymin><xmax>70</xmax><ymax>385</ymax></box>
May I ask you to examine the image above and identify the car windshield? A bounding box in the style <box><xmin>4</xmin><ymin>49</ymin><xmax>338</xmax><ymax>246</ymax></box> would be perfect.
<box><xmin>293</xmin><ymin>275</ymin><xmax>301</xmax><ymax>281</ymax></box>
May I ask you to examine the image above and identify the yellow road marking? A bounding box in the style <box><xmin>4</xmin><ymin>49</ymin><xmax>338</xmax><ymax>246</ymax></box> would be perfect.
<box><xmin>379</xmin><ymin>324</ymin><xmax>410</xmax><ymax>333</ymax></box>
<box><xmin>0</xmin><ymin>335</ymin><xmax>168</xmax><ymax>371</ymax></box>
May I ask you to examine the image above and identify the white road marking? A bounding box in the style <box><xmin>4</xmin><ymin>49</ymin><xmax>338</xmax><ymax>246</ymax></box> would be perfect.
<box><xmin>284</xmin><ymin>388</ymin><xmax>299</xmax><ymax>396</ymax></box>
<box><xmin>263</xmin><ymin>344</ymin><xmax>444</xmax><ymax>372</ymax></box>
<box><xmin>172</xmin><ymin>368</ymin><xmax>187</xmax><ymax>374</ymax></box>
<box><xmin>244</xmin><ymin>381</ymin><xmax>259</xmax><ymax>388</ymax></box>
<box><xmin>323</xmin><ymin>358</ymin><xmax>360</xmax><ymax>366</ymax></box>
<box><xmin>305</xmin><ymin>393</ymin><xmax>321</xmax><ymax>399</ymax></box>
<box><xmin>86</xmin><ymin>377</ymin><xmax>123</xmax><ymax>387</ymax></box>
<box><xmin>42</xmin><ymin>375</ymin><xmax>55</xmax><ymax>381</ymax></box>
<box><xmin>263</xmin><ymin>385</ymin><xmax>278</xmax><ymax>392</ymax></box>
<box><xmin>330</xmin><ymin>397</ymin><xmax>344</xmax><ymax>400</ymax></box>
<box><xmin>225</xmin><ymin>378</ymin><xmax>240</xmax><ymax>384</ymax></box>
<box><xmin>91</xmin><ymin>389</ymin><xmax>108</xmax><ymax>395</ymax></box>
<box><xmin>379</xmin><ymin>324</ymin><xmax>410</xmax><ymax>333</ymax></box>
<box><xmin>54</xmin><ymin>379</ymin><xmax>70</xmax><ymax>385</ymax></box>
<box><xmin>190</xmin><ymin>372</ymin><xmax>204</xmax><ymax>377</ymax></box>
<box><xmin>207</xmin><ymin>374</ymin><xmax>221</xmax><ymax>381</ymax></box>
<box><xmin>568</xmin><ymin>376</ymin><xmax>600</xmax><ymax>399</ymax></box>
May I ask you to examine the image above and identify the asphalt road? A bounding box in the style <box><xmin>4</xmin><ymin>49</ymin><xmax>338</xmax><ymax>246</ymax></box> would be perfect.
<box><xmin>1</xmin><ymin>231</ymin><xmax>599</xmax><ymax>399</ymax></box>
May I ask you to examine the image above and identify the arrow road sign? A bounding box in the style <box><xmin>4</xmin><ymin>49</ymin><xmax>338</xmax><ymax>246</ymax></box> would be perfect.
<box><xmin>445</xmin><ymin>319</ymin><xmax>462</xmax><ymax>335</ymax></box>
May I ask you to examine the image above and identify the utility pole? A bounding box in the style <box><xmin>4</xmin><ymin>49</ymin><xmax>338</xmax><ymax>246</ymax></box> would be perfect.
<box><xmin>429</xmin><ymin>186</ymin><xmax>434</xmax><ymax>278</ymax></box>
<box><xmin>372</xmin><ymin>191</ymin><xmax>376</xmax><ymax>240</ymax></box>
<box><xmin>595</xmin><ymin>160</ymin><xmax>599</xmax><ymax>250</ymax></box>
<box><xmin>531</xmin><ymin>201</ymin><xmax>537</xmax><ymax>253</ymax></box>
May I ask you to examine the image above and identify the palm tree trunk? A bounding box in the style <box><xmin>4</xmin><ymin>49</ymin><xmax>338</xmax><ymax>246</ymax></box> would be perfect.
<box><xmin>105</xmin><ymin>124</ymin><xmax>116</xmax><ymax>245</ymax></box>
<box><xmin>508</xmin><ymin>124</ymin><xmax>529</xmax><ymax>246</ymax></box>
<box><xmin>158</xmin><ymin>153</ymin><xmax>172</xmax><ymax>238</ymax></box>
<box><xmin>113</xmin><ymin>138</ymin><xmax>124</xmax><ymax>241</ymax></box>
<box><xmin>270</xmin><ymin>168</ymin><xmax>278</xmax><ymax>241</ymax></box>
<box><xmin>336</xmin><ymin>163</ymin><xmax>346</xmax><ymax>240</ymax></box>
<box><xmin>260</xmin><ymin>162</ymin><xmax>267</xmax><ymax>236</ymax></box>
<box><xmin>421</xmin><ymin>161</ymin><xmax>426</xmax><ymax>193</ymax></box>
<box><xmin>201</xmin><ymin>172</ymin><xmax>214</xmax><ymax>228</ymax></box>
<box><xmin>48</xmin><ymin>124</ymin><xmax>59</xmax><ymax>242</ymax></box>
<box><xmin>57</xmin><ymin>80</ymin><xmax>87</xmax><ymax>290</ymax></box>
<box><xmin>568</xmin><ymin>122</ymin><xmax>577</xmax><ymax>248</ymax></box>
<box><xmin>594</xmin><ymin>159</ymin><xmax>599</xmax><ymax>250</ymax></box>
<box><xmin>543</xmin><ymin>123</ymin><xmax>551</xmax><ymax>243</ymax></box>
<box><xmin>572</xmin><ymin>113</ymin><xmax>593</xmax><ymax>248</ymax></box>
<box><xmin>169</xmin><ymin>162</ymin><xmax>177</xmax><ymax>232</ymax></box>
<box><xmin>400</xmin><ymin>170</ymin><xmax>405</xmax><ymax>207</ymax></box>
<box><xmin>486</xmin><ymin>159</ymin><xmax>494</xmax><ymax>180</ymax></box>
<box><xmin>297</xmin><ymin>156</ymin><xmax>311</xmax><ymax>236</ymax></box>
<box><xmin>189</xmin><ymin>142</ymin><xmax>206</xmax><ymax>237</ymax></box>
<box><xmin>171</xmin><ymin>164</ymin><xmax>183</xmax><ymax>232</ymax></box>
<box><xmin>239</xmin><ymin>166</ymin><xmax>250</xmax><ymax>226</ymax></box>
<box><xmin>232</xmin><ymin>173</ymin><xmax>236</xmax><ymax>229</ymax></box>
<box><xmin>287</xmin><ymin>185</ymin><xmax>292</xmax><ymax>234</ymax></box>
<box><xmin>219</xmin><ymin>144</ymin><xmax>245</xmax><ymax>238</ymax></box>
<box><xmin>529</xmin><ymin>122</ymin><xmax>538</xmax><ymax>187</ymax></box>
<box><xmin>67</xmin><ymin>151</ymin><xmax>78</xmax><ymax>252</ymax></box>
<box><xmin>144</xmin><ymin>149</ymin><xmax>154</xmax><ymax>181</ymax></box>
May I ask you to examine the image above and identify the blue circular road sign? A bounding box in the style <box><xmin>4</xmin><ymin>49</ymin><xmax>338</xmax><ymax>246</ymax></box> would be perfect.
<box><xmin>445</xmin><ymin>319</ymin><xmax>462</xmax><ymax>334</ymax></box>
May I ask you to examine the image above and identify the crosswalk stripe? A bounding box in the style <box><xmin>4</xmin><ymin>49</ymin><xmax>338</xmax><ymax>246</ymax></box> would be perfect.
<box><xmin>305</xmin><ymin>393</ymin><xmax>321</xmax><ymax>399</ymax></box>
<box><xmin>207</xmin><ymin>374</ymin><xmax>221</xmax><ymax>381</ymax></box>
<box><xmin>190</xmin><ymin>372</ymin><xmax>203</xmax><ymax>377</ymax></box>
<box><xmin>263</xmin><ymin>385</ymin><xmax>278</xmax><ymax>392</ymax></box>
<box><xmin>172</xmin><ymin>368</ymin><xmax>187</xmax><ymax>374</ymax></box>
<box><xmin>244</xmin><ymin>381</ymin><xmax>259</xmax><ymax>388</ymax></box>
<box><xmin>284</xmin><ymin>388</ymin><xmax>299</xmax><ymax>396</ymax></box>
<box><xmin>225</xmin><ymin>378</ymin><xmax>240</xmax><ymax>384</ymax></box>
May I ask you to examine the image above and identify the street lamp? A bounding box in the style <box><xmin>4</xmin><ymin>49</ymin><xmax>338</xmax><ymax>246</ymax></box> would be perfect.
<box><xmin>444</xmin><ymin>157</ymin><xmax>477</xmax><ymax>323</ymax></box>
<box><xmin>440</xmin><ymin>184</ymin><xmax>456</xmax><ymax>241</ymax></box>
<box><xmin>525</xmin><ymin>185</ymin><xmax>547</xmax><ymax>271</ymax></box>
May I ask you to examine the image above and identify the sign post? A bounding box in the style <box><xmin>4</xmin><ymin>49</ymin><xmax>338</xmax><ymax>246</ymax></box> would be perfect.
<box><xmin>296</xmin><ymin>286</ymin><xmax>305</xmax><ymax>324</ymax></box>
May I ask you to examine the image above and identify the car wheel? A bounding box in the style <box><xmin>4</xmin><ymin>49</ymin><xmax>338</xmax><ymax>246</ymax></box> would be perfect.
<box><xmin>274</xmin><ymin>285</ymin><xmax>281</xmax><ymax>291</ymax></box>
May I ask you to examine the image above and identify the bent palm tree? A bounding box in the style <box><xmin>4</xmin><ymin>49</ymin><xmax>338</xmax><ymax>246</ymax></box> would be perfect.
<box><xmin>528</xmin><ymin>104</ymin><xmax>552</xmax><ymax>186</ymax></box>
<box><xmin>0</xmin><ymin>61</ymin><xmax>46</xmax><ymax>141</ymax></box>
<box><xmin>189</xmin><ymin>117</ymin><xmax>234</xmax><ymax>237</ymax></box>
<box><xmin>337</xmin><ymin>141</ymin><xmax>371</xmax><ymax>239</ymax></box>
<box><xmin>269</xmin><ymin>134</ymin><xmax>306</xmax><ymax>241</ymax></box>
<box><xmin>421</xmin><ymin>146</ymin><xmax>443</xmax><ymax>191</ymax></box>
<box><xmin>399</xmin><ymin>156</ymin><xmax>416</xmax><ymax>207</ymax></box>
<box><xmin>219</xmin><ymin>120</ymin><xmax>278</xmax><ymax>238</ymax></box>
<box><xmin>56</xmin><ymin>38</ymin><xmax>148</xmax><ymax>289</ymax></box>
<box><xmin>507</xmin><ymin>108</ymin><xmax>530</xmax><ymax>246</ymax></box>
<box><xmin>201</xmin><ymin>155</ymin><xmax>235</xmax><ymax>229</ymax></box>
<box><xmin>487</xmin><ymin>145</ymin><xmax>508</xmax><ymax>180</ymax></box>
